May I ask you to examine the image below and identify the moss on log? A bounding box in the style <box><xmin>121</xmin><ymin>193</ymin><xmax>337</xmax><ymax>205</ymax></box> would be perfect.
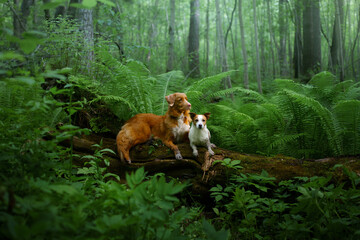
<box><xmin>63</xmin><ymin>134</ymin><xmax>360</xmax><ymax>187</ymax></box>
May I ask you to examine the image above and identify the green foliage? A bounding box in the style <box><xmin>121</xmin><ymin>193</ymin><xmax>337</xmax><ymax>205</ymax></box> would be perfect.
<box><xmin>201</xmin><ymin>71</ymin><xmax>360</xmax><ymax>158</ymax></box>
<box><xmin>0</xmin><ymin>56</ymin><xmax>217</xmax><ymax>239</ymax></box>
<box><xmin>210</xmin><ymin>159</ymin><xmax>360</xmax><ymax>240</ymax></box>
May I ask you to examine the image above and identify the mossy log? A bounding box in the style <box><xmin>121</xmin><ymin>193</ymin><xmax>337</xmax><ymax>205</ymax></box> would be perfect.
<box><xmin>62</xmin><ymin>134</ymin><xmax>360</xmax><ymax>190</ymax></box>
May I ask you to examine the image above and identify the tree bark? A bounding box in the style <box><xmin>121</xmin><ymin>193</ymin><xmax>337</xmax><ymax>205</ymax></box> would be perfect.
<box><xmin>54</xmin><ymin>6</ymin><xmax>66</xmax><ymax>18</ymax></box>
<box><xmin>279</xmin><ymin>0</ymin><xmax>288</xmax><ymax>77</ymax></box>
<box><xmin>215</xmin><ymin>0</ymin><xmax>232</xmax><ymax>91</ymax></box>
<box><xmin>330</xmin><ymin>0</ymin><xmax>345</xmax><ymax>81</ymax></box>
<box><xmin>188</xmin><ymin>0</ymin><xmax>200</xmax><ymax>78</ymax></box>
<box><xmin>166</xmin><ymin>0</ymin><xmax>175</xmax><ymax>72</ymax></box>
<box><xmin>302</xmin><ymin>0</ymin><xmax>321</xmax><ymax>82</ymax></box>
<box><xmin>204</xmin><ymin>0</ymin><xmax>210</xmax><ymax>76</ymax></box>
<box><xmin>63</xmin><ymin>133</ymin><xmax>360</xmax><ymax>193</ymax></box>
<box><xmin>351</xmin><ymin>5</ymin><xmax>360</xmax><ymax>82</ymax></box>
<box><xmin>79</xmin><ymin>8</ymin><xmax>94</xmax><ymax>75</ymax></box>
<box><xmin>238</xmin><ymin>0</ymin><xmax>249</xmax><ymax>89</ymax></box>
<box><xmin>266</xmin><ymin>0</ymin><xmax>279</xmax><ymax>79</ymax></box>
<box><xmin>68</xmin><ymin>0</ymin><xmax>79</xmax><ymax>20</ymax></box>
<box><xmin>252</xmin><ymin>0</ymin><xmax>262</xmax><ymax>93</ymax></box>
<box><xmin>11</xmin><ymin>0</ymin><xmax>34</xmax><ymax>38</ymax></box>
<box><xmin>146</xmin><ymin>0</ymin><xmax>160</xmax><ymax>65</ymax></box>
<box><xmin>293</xmin><ymin>0</ymin><xmax>302</xmax><ymax>79</ymax></box>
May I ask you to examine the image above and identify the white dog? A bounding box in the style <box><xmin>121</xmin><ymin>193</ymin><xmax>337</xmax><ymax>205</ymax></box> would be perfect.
<box><xmin>189</xmin><ymin>112</ymin><xmax>215</xmax><ymax>156</ymax></box>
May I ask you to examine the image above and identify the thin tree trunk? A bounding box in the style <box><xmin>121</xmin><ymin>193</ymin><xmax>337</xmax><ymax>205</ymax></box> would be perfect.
<box><xmin>188</xmin><ymin>0</ymin><xmax>200</xmax><ymax>78</ymax></box>
<box><xmin>351</xmin><ymin>5</ymin><xmax>360</xmax><ymax>81</ymax></box>
<box><xmin>215</xmin><ymin>0</ymin><xmax>232</xmax><ymax>90</ymax></box>
<box><xmin>166</xmin><ymin>0</ymin><xmax>175</xmax><ymax>72</ymax></box>
<box><xmin>252</xmin><ymin>0</ymin><xmax>262</xmax><ymax>93</ymax></box>
<box><xmin>293</xmin><ymin>0</ymin><xmax>302</xmax><ymax>79</ymax></box>
<box><xmin>330</xmin><ymin>0</ymin><xmax>345</xmax><ymax>81</ymax></box>
<box><xmin>205</xmin><ymin>0</ymin><xmax>210</xmax><ymax>76</ymax></box>
<box><xmin>279</xmin><ymin>0</ymin><xmax>288</xmax><ymax>77</ymax></box>
<box><xmin>42</xmin><ymin>0</ymin><xmax>51</xmax><ymax>21</ymax></box>
<box><xmin>68</xmin><ymin>0</ymin><xmax>79</xmax><ymax>20</ymax></box>
<box><xmin>55</xmin><ymin>6</ymin><xmax>66</xmax><ymax>18</ymax></box>
<box><xmin>224</xmin><ymin>0</ymin><xmax>238</xmax><ymax>73</ymax></box>
<box><xmin>224</xmin><ymin>0</ymin><xmax>237</xmax><ymax>49</ymax></box>
<box><xmin>79</xmin><ymin>8</ymin><xmax>94</xmax><ymax>75</ymax></box>
<box><xmin>12</xmin><ymin>0</ymin><xmax>22</xmax><ymax>38</ymax></box>
<box><xmin>146</xmin><ymin>0</ymin><xmax>160</xmax><ymax>65</ymax></box>
<box><xmin>238</xmin><ymin>0</ymin><xmax>249</xmax><ymax>89</ymax></box>
<box><xmin>266</xmin><ymin>0</ymin><xmax>277</xmax><ymax>79</ymax></box>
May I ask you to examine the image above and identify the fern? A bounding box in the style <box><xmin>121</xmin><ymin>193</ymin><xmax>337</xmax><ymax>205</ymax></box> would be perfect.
<box><xmin>187</xmin><ymin>70</ymin><xmax>236</xmax><ymax>93</ymax></box>
<box><xmin>152</xmin><ymin>70</ymin><xmax>185</xmax><ymax>115</ymax></box>
<box><xmin>207</xmin><ymin>87</ymin><xmax>267</xmax><ymax>103</ymax></box>
<box><xmin>333</xmin><ymin>100</ymin><xmax>360</xmax><ymax>155</ymax></box>
<box><xmin>279</xmin><ymin>89</ymin><xmax>342</xmax><ymax>156</ymax></box>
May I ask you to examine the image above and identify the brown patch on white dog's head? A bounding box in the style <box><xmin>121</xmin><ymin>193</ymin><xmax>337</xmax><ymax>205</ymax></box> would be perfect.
<box><xmin>190</xmin><ymin>112</ymin><xmax>197</xmax><ymax>121</ymax></box>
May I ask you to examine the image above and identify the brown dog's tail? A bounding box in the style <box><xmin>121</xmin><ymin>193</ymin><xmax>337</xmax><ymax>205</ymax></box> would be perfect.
<box><xmin>116</xmin><ymin>129</ymin><xmax>132</xmax><ymax>164</ymax></box>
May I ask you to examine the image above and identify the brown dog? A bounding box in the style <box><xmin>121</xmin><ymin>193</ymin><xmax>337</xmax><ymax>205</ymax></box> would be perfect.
<box><xmin>116</xmin><ymin>93</ymin><xmax>191</xmax><ymax>163</ymax></box>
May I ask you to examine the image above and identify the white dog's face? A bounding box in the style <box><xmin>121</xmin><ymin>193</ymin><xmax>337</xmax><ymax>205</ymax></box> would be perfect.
<box><xmin>194</xmin><ymin>115</ymin><xmax>207</xmax><ymax>129</ymax></box>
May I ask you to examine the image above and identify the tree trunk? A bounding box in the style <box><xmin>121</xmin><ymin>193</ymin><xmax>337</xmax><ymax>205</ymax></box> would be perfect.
<box><xmin>62</xmin><ymin>133</ymin><xmax>360</xmax><ymax>193</ymax></box>
<box><xmin>12</xmin><ymin>0</ymin><xmax>33</xmax><ymax>38</ymax></box>
<box><xmin>252</xmin><ymin>0</ymin><xmax>262</xmax><ymax>93</ymax></box>
<box><xmin>188</xmin><ymin>0</ymin><xmax>200</xmax><ymax>78</ymax></box>
<box><xmin>68</xmin><ymin>0</ymin><xmax>79</xmax><ymax>20</ymax></box>
<box><xmin>12</xmin><ymin>0</ymin><xmax>22</xmax><ymax>38</ymax></box>
<box><xmin>42</xmin><ymin>0</ymin><xmax>51</xmax><ymax>21</ymax></box>
<box><xmin>238</xmin><ymin>0</ymin><xmax>249</xmax><ymax>89</ymax></box>
<box><xmin>351</xmin><ymin>5</ymin><xmax>360</xmax><ymax>82</ymax></box>
<box><xmin>54</xmin><ymin>6</ymin><xmax>66</xmax><ymax>18</ymax></box>
<box><xmin>79</xmin><ymin>8</ymin><xmax>94</xmax><ymax>75</ymax></box>
<box><xmin>146</xmin><ymin>0</ymin><xmax>160</xmax><ymax>65</ymax></box>
<box><xmin>279</xmin><ymin>0</ymin><xmax>288</xmax><ymax>77</ymax></box>
<box><xmin>205</xmin><ymin>0</ymin><xmax>210</xmax><ymax>76</ymax></box>
<box><xmin>330</xmin><ymin>0</ymin><xmax>345</xmax><ymax>81</ymax></box>
<box><xmin>215</xmin><ymin>0</ymin><xmax>232</xmax><ymax>91</ymax></box>
<box><xmin>293</xmin><ymin>0</ymin><xmax>302</xmax><ymax>79</ymax></box>
<box><xmin>302</xmin><ymin>0</ymin><xmax>321</xmax><ymax>82</ymax></box>
<box><xmin>266</xmin><ymin>0</ymin><xmax>279</xmax><ymax>79</ymax></box>
<box><xmin>166</xmin><ymin>0</ymin><xmax>175</xmax><ymax>72</ymax></box>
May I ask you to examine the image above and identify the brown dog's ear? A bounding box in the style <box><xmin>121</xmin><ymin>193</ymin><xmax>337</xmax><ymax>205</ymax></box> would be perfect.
<box><xmin>190</xmin><ymin>112</ymin><xmax>197</xmax><ymax>121</ymax></box>
<box><xmin>165</xmin><ymin>93</ymin><xmax>176</xmax><ymax>107</ymax></box>
<box><xmin>204</xmin><ymin>112</ymin><xmax>211</xmax><ymax>120</ymax></box>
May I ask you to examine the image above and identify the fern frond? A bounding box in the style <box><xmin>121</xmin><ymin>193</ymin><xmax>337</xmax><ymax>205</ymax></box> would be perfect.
<box><xmin>280</xmin><ymin>89</ymin><xmax>342</xmax><ymax>156</ymax></box>
<box><xmin>333</xmin><ymin>100</ymin><xmax>360</xmax><ymax>155</ymax></box>
<box><xmin>152</xmin><ymin>70</ymin><xmax>185</xmax><ymax>115</ymax></box>
<box><xmin>274</xmin><ymin>79</ymin><xmax>313</xmax><ymax>93</ymax></box>
<box><xmin>213</xmin><ymin>104</ymin><xmax>254</xmax><ymax>123</ymax></box>
<box><xmin>267</xmin><ymin>133</ymin><xmax>305</xmax><ymax>151</ymax></box>
<box><xmin>308</xmin><ymin>71</ymin><xmax>337</xmax><ymax>89</ymax></box>
<box><xmin>207</xmin><ymin>87</ymin><xmax>267</xmax><ymax>103</ymax></box>
<box><xmin>187</xmin><ymin>70</ymin><xmax>236</xmax><ymax>92</ymax></box>
<box><xmin>89</xmin><ymin>95</ymin><xmax>138</xmax><ymax>112</ymax></box>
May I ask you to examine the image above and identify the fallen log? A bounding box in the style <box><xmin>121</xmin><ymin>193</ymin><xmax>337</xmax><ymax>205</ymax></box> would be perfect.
<box><xmin>62</xmin><ymin>134</ymin><xmax>360</xmax><ymax>188</ymax></box>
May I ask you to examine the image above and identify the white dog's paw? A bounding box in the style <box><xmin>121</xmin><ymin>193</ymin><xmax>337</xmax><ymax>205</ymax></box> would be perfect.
<box><xmin>210</xmin><ymin>143</ymin><xmax>216</xmax><ymax>148</ymax></box>
<box><xmin>193</xmin><ymin>150</ymin><xmax>199</xmax><ymax>157</ymax></box>
<box><xmin>175</xmin><ymin>152</ymin><xmax>183</xmax><ymax>160</ymax></box>
<box><xmin>208</xmin><ymin>149</ymin><xmax>215</xmax><ymax>156</ymax></box>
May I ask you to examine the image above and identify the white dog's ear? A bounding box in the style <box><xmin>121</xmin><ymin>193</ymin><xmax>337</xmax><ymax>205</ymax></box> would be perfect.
<box><xmin>190</xmin><ymin>112</ymin><xmax>197</xmax><ymax>121</ymax></box>
<box><xmin>204</xmin><ymin>112</ymin><xmax>211</xmax><ymax>120</ymax></box>
<box><xmin>165</xmin><ymin>94</ymin><xmax>175</xmax><ymax>107</ymax></box>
